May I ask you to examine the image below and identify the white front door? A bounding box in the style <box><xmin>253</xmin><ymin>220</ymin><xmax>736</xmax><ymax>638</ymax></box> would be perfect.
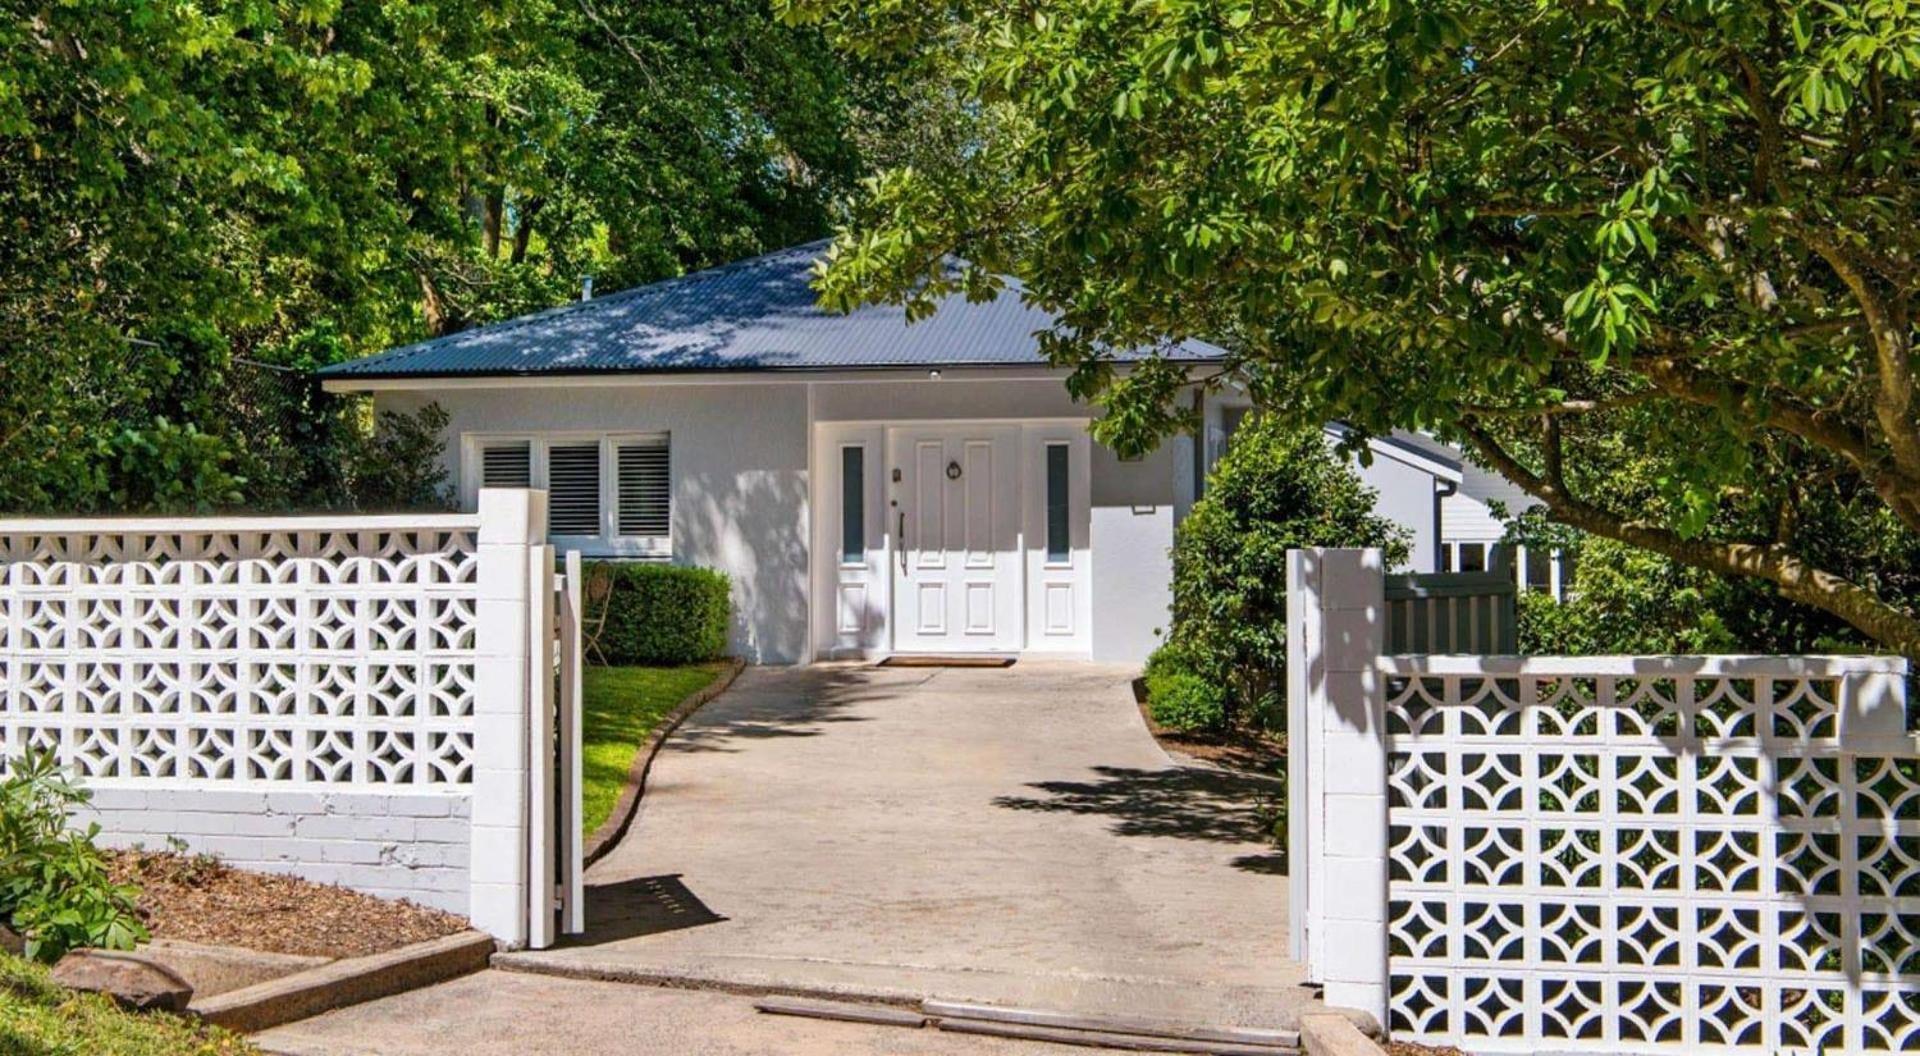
<box><xmin>888</xmin><ymin>425</ymin><xmax>1022</xmax><ymax>653</ymax></box>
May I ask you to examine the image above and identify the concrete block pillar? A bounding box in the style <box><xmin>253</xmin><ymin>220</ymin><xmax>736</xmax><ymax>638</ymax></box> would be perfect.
<box><xmin>470</xmin><ymin>489</ymin><xmax>547</xmax><ymax>947</ymax></box>
<box><xmin>1287</xmin><ymin>547</ymin><xmax>1389</xmax><ymax>1025</ymax></box>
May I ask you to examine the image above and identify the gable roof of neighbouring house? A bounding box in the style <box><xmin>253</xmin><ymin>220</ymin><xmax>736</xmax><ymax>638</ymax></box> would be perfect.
<box><xmin>318</xmin><ymin>240</ymin><xmax>1229</xmax><ymax>381</ymax></box>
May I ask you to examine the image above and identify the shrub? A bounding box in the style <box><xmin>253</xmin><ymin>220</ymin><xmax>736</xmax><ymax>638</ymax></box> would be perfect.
<box><xmin>586</xmin><ymin>562</ymin><xmax>732</xmax><ymax>665</ymax></box>
<box><xmin>0</xmin><ymin>753</ymin><xmax>147</xmax><ymax>962</ymax></box>
<box><xmin>1143</xmin><ymin>647</ymin><xmax>1227</xmax><ymax>732</ymax></box>
<box><xmin>1161</xmin><ymin>415</ymin><xmax>1409</xmax><ymax>732</ymax></box>
<box><xmin>338</xmin><ymin>402</ymin><xmax>455</xmax><ymax>512</ymax></box>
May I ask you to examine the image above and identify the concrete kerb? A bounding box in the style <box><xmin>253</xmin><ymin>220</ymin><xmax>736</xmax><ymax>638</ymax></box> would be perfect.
<box><xmin>191</xmin><ymin>930</ymin><xmax>495</xmax><ymax>1033</ymax></box>
<box><xmin>581</xmin><ymin>657</ymin><xmax>747</xmax><ymax>866</ymax></box>
<box><xmin>1297</xmin><ymin>1014</ymin><xmax>1388</xmax><ymax>1056</ymax></box>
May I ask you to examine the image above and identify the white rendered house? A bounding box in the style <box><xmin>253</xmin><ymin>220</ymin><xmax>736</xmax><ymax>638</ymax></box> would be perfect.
<box><xmin>320</xmin><ymin>242</ymin><xmax>1542</xmax><ymax>663</ymax></box>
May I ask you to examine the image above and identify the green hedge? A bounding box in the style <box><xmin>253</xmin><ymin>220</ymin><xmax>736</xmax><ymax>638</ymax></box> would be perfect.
<box><xmin>586</xmin><ymin>562</ymin><xmax>732</xmax><ymax>666</ymax></box>
<box><xmin>1142</xmin><ymin>646</ymin><xmax>1228</xmax><ymax>733</ymax></box>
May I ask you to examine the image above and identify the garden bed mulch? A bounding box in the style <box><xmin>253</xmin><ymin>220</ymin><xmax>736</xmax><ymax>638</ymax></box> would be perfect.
<box><xmin>1132</xmin><ymin>679</ymin><xmax>1286</xmax><ymax>774</ymax></box>
<box><xmin>107</xmin><ymin>850</ymin><xmax>467</xmax><ymax>960</ymax></box>
<box><xmin>1386</xmin><ymin>1043</ymin><xmax>1470</xmax><ymax>1056</ymax></box>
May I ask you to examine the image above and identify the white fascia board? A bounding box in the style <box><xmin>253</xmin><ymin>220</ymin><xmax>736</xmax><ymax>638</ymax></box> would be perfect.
<box><xmin>320</xmin><ymin>361</ymin><xmax>1216</xmax><ymax>395</ymax></box>
<box><xmin>1322</xmin><ymin>423</ymin><xmax>1464</xmax><ymax>483</ymax></box>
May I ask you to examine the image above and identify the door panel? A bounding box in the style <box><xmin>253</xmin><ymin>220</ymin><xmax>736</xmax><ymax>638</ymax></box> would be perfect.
<box><xmin>913</xmin><ymin>442</ymin><xmax>946</xmax><ymax>570</ymax></box>
<box><xmin>890</xmin><ymin>426</ymin><xmax>1020</xmax><ymax>652</ymax></box>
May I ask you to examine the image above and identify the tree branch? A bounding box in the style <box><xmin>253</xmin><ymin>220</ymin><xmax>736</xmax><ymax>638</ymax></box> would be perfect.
<box><xmin>1456</xmin><ymin>419</ymin><xmax>1920</xmax><ymax>658</ymax></box>
<box><xmin>1797</xmin><ymin>226</ymin><xmax>1920</xmax><ymax>484</ymax></box>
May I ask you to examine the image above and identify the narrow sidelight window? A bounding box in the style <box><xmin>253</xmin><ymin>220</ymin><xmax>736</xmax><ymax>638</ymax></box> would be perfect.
<box><xmin>840</xmin><ymin>446</ymin><xmax>865</xmax><ymax>562</ymax></box>
<box><xmin>1045</xmin><ymin>443</ymin><xmax>1070</xmax><ymax>562</ymax></box>
<box><xmin>546</xmin><ymin>441</ymin><xmax>602</xmax><ymax>536</ymax></box>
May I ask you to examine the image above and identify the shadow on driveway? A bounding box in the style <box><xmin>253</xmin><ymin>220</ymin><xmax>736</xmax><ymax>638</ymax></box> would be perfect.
<box><xmin>991</xmin><ymin>764</ymin><xmax>1284</xmax><ymax>863</ymax></box>
<box><xmin>663</xmin><ymin>667</ymin><xmax>892</xmax><ymax>753</ymax></box>
<box><xmin>565</xmin><ymin>874</ymin><xmax>726</xmax><ymax>946</ymax></box>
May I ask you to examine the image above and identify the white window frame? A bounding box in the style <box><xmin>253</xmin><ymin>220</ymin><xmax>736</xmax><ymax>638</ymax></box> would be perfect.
<box><xmin>461</xmin><ymin>431</ymin><xmax>671</xmax><ymax>558</ymax></box>
<box><xmin>1441</xmin><ymin>539</ymin><xmax>1572</xmax><ymax>602</ymax></box>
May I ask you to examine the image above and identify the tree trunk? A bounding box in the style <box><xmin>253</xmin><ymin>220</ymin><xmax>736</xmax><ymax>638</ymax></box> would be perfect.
<box><xmin>510</xmin><ymin>197</ymin><xmax>543</xmax><ymax>265</ymax></box>
<box><xmin>483</xmin><ymin>190</ymin><xmax>504</xmax><ymax>260</ymax></box>
<box><xmin>418</xmin><ymin>270</ymin><xmax>452</xmax><ymax>337</ymax></box>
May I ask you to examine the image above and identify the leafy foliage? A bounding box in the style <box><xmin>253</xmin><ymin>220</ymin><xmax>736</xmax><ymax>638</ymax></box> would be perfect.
<box><xmin>1142</xmin><ymin>649</ymin><xmax>1228</xmax><ymax>733</ymax></box>
<box><xmin>1515</xmin><ymin>536</ymin><xmax>1736</xmax><ymax>656</ymax></box>
<box><xmin>0</xmin><ymin>951</ymin><xmax>259</xmax><ymax>1056</ymax></box>
<box><xmin>3</xmin><ymin>1</ymin><xmax>917</xmax><ymax>516</ymax></box>
<box><xmin>1153</xmin><ymin>416</ymin><xmax>1408</xmax><ymax>731</ymax></box>
<box><xmin>587</xmin><ymin>563</ymin><xmax>733</xmax><ymax>665</ymax></box>
<box><xmin>788</xmin><ymin>0</ymin><xmax>1920</xmax><ymax>656</ymax></box>
<box><xmin>0</xmin><ymin>754</ymin><xmax>146</xmax><ymax>963</ymax></box>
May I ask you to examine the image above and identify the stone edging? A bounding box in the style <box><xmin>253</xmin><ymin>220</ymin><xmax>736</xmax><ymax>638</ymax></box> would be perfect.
<box><xmin>582</xmin><ymin>656</ymin><xmax>747</xmax><ymax>866</ymax></box>
<box><xmin>190</xmin><ymin>930</ymin><xmax>494</xmax><ymax>1033</ymax></box>
<box><xmin>1298</xmin><ymin>1013</ymin><xmax>1388</xmax><ymax>1056</ymax></box>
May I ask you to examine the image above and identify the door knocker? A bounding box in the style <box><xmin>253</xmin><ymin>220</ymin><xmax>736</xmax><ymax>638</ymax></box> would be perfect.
<box><xmin>946</xmin><ymin>460</ymin><xmax>963</xmax><ymax>480</ymax></box>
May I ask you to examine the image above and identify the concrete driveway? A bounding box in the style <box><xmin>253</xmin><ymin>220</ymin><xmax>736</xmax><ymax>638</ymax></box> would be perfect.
<box><xmin>497</xmin><ymin>662</ymin><xmax>1313</xmax><ymax>1029</ymax></box>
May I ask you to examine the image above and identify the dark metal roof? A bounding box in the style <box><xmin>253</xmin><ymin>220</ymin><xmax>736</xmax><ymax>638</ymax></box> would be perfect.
<box><xmin>319</xmin><ymin>241</ymin><xmax>1228</xmax><ymax>380</ymax></box>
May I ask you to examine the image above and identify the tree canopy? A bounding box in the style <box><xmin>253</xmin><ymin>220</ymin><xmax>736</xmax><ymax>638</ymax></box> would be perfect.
<box><xmin>784</xmin><ymin>0</ymin><xmax>1920</xmax><ymax>656</ymax></box>
<box><xmin>2</xmin><ymin>0</ymin><xmax>906</xmax><ymax>513</ymax></box>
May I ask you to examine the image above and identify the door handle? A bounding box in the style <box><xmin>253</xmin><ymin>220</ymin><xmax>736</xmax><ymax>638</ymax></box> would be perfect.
<box><xmin>898</xmin><ymin>511</ymin><xmax>908</xmax><ymax>574</ymax></box>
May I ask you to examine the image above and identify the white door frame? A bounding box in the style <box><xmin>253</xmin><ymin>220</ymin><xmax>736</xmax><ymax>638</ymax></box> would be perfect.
<box><xmin>809</xmin><ymin>418</ymin><xmax>1093</xmax><ymax>659</ymax></box>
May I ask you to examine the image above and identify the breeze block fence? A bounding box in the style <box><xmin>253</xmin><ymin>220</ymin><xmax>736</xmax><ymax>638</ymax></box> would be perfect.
<box><xmin>0</xmin><ymin>490</ymin><xmax>571</xmax><ymax>949</ymax></box>
<box><xmin>1289</xmin><ymin>547</ymin><xmax>1920</xmax><ymax>1055</ymax></box>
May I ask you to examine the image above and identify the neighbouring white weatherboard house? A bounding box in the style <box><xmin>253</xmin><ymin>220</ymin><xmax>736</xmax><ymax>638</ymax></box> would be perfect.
<box><xmin>320</xmin><ymin>242</ymin><xmax>1542</xmax><ymax>663</ymax></box>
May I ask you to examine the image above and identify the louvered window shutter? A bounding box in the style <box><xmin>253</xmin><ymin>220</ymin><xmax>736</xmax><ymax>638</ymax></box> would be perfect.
<box><xmin>480</xmin><ymin>440</ymin><xmax>533</xmax><ymax>488</ymax></box>
<box><xmin>616</xmin><ymin>438</ymin><xmax>671</xmax><ymax>537</ymax></box>
<box><xmin>547</xmin><ymin>442</ymin><xmax>603</xmax><ymax>536</ymax></box>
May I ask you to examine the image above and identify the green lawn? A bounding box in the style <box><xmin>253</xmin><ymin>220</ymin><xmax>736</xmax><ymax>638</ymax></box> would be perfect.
<box><xmin>581</xmin><ymin>663</ymin><xmax>727</xmax><ymax>838</ymax></box>
<box><xmin>0</xmin><ymin>953</ymin><xmax>258</xmax><ymax>1055</ymax></box>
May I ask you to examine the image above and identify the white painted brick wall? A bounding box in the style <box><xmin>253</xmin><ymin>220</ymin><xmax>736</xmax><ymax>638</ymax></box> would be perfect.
<box><xmin>82</xmin><ymin>786</ymin><xmax>472</xmax><ymax>915</ymax></box>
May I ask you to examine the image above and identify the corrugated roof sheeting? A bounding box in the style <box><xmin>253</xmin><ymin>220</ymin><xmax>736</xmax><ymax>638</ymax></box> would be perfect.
<box><xmin>320</xmin><ymin>241</ymin><xmax>1226</xmax><ymax>379</ymax></box>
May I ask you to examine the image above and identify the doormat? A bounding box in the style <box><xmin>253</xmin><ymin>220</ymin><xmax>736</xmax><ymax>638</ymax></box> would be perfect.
<box><xmin>877</xmin><ymin>656</ymin><xmax>1016</xmax><ymax>668</ymax></box>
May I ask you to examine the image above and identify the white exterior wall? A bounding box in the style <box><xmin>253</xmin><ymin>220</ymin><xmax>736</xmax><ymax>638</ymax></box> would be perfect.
<box><xmin>1346</xmin><ymin>453</ymin><xmax>1440</xmax><ymax>573</ymax></box>
<box><xmin>1090</xmin><ymin>441</ymin><xmax>1179</xmax><ymax>662</ymax></box>
<box><xmin>85</xmin><ymin>788</ymin><xmax>471</xmax><ymax>914</ymax></box>
<box><xmin>381</xmin><ymin>385</ymin><xmax>811</xmax><ymax>664</ymax></box>
<box><xmin>1440</xmin><ymin>459</ymin><xmax>1539</xmax><ymax>544</ymax></box>
<box><xmin>1201</xmin><ymin>395</ymin><xmax>1446</xmax><ymax>573</ymax></box>
<box><xmin>389</xmin><ymin>376</ymin><xmax>1184</xmax><ymax>665</ymax></box>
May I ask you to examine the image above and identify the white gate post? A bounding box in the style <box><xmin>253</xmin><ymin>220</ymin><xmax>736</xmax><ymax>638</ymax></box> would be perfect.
<box><xmin>1288</xmin><ymin>547</ymin><xmax>1390</xmax><ymax>1026</ymax></box>
<box><xmin>557</xmin><ymin>550</ymin><xmax>586</xmax><ymax>935</ymax></box>
<box><xmin>470</xmin><ymin>489</ymin><xmax>547</xmax><ymax>947</ymax></box>
<box><xmin>524</xmin><ymin>541</ymin><xmax>556</xmax><ymax>949</ymax></box>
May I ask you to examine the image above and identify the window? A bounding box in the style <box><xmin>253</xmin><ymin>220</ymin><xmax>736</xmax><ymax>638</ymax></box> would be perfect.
<box><xmin>616</xmin><ymin>439</ymin><xmax>670</xmax><ymax>538</ymax></box>
<box><xmin>546</xmin><ymin>442</ymin><xmax>601</xmax><ymax>537</ymax></box>
<box><xmin>1525</xmin><ymin>546</ymin><xmax>1553</xmax><ymax>592</ymax></box>
<box><xmin>470</xmin><ymin>434</ymin><xmax>670</xmax><ymax>554</ymax></box>
<box><xmin>1443</xmin><ymin>538</ymin><xmax>1576</xmax><ymax>602</ymax></box>
<box><xmin>840</xmin><ymin>446</ymin><xmax>865</xmax><ymax>563</ymax></box>
<box><xmin>1045</xmin><ymin>442</ymin><xmax>1070</xmax><ymax>563</ymax></box>
<box><xmin>480</xmin><ymin>441</ymin><xmax>532</xmax><ymax>488</ymax></box>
